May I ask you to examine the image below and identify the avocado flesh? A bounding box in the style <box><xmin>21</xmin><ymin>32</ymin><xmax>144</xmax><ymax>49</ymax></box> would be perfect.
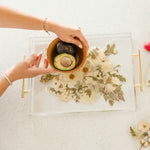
<box><xmin>54</xmin><ymin>53</ymin><xmax>76</xmax><ymax>71</ymax></box>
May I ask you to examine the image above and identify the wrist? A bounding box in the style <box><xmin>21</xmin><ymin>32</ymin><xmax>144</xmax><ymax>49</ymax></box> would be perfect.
<box><xmin>5</xmin><ymin>68</ymin><xmax>17</xmax><ymax>83</ymax></box>
<box><xmin>46</xmin><ymin>19</ymin><xmax>60</xmax><ymax>34</ymax></box>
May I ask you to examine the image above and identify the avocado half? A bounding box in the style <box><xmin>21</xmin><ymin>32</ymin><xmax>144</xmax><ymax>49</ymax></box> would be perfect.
<box><xmin>54</xmin><ymin>53</ymin><xmax>76</xmax><ymax>71</ymax></box>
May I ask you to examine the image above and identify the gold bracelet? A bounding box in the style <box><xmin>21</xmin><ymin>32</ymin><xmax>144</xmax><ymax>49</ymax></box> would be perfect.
<box><xmin>43</xmin><ymin>17</ymin><xmax>50</xmax><ymax>36</ymax></box>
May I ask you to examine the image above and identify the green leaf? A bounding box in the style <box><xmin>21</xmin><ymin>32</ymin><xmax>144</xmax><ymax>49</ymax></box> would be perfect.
<box><xmin>116</xmin><ymin>75</ymin><xmax>126</xmax><ymax>82</ymax></box>
<box><xmin>108</xmin><ymin>73</ymin><xmax>126</xmax><ymax>82</ymax></box>
<box><xmin>85</xmin><ymin>89</ymin><xmax>92</xmax><ymax>97</ymax></box>
<box><xmin>40</xmin><ymin>74</ymin><xmax>55</xmax><ymax>83</ymax></box>
<box><xmin>104</xmin><ymin>95</ymin><xmax>108</xmax><ymax>101</ymax></box>
<box><xmin>109</xmin><ymin>100</ymin><xmax>114</xmax><ymax>106</ymax></box>
<box><xmin>104</xmin><ymin>44</ymin><xmax>117</xmax><ymax>56</ymax></box>
<box><xmin>130</xmin><ymin>127</ymin><xmax>136</xmax><ymax>136</ymax></box>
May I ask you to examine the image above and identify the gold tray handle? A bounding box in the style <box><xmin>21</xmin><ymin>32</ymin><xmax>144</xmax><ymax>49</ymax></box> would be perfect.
<box><xmin>132</xmin><ymin>50</ymin><xmax>143</xmax><ymax>92</ymax></box>
<box><xmin>21</xmin><ymin>56</ymin><xmax>31</xmax><ymax>98</ymax></box>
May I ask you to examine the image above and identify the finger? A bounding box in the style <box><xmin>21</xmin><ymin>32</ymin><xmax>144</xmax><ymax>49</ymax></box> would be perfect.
<box><xmin>35</xmin><ymin>53</ymin><xmax>42</xmax><ymax>67</ymax></box>
<box><xmin>77</xmin><ymin>32</ymin><xmax>89</xmax><ymax>50</ymax></box>
<box><xmin>26</xmin><ymin>54</ymin><xmax>37</xmax><ymax>65</ymax></box>
<box><xmin>43</xmin><ymin>58</ymin><xmax>48</xmax><ymax>69</ymax></box>
<box><xmin>32</xmin><ymin>68</ymin><xmax>58</xmax><ymax>76</ymax></box>
<box><xmin>74</xmin><ymin>28</ymin><xmax>89</xmax><ymax>49</ymax></box>
<box><xmin>41</xmin><ymin>68</ymin><xmax>58</xmax><ymax>74</ymax></box>
<box><xmin>70</xmin><ymin>38</ymin><xmax>82</xmax><ymax>48</ymax></box>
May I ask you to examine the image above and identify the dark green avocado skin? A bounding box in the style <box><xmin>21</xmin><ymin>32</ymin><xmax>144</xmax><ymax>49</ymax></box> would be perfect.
<box><xmin>56</xmin><ymin>41</ymin><xmax>76</xmax><ymax>56</ymax></box>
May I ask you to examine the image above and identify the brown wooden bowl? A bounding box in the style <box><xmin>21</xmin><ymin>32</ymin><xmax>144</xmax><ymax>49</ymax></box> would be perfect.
<box><xmin>47</xmin><ymin>38</ymin><xmax>87</xmax><ymax>73</ymax></box>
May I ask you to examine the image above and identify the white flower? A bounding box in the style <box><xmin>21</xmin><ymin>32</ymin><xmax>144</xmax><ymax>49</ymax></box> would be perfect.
<box><xmin>92</xmin><ymin>71</ymin><xmax>102</xmax><ymax>79</ymax></box>
<box><xmin>140</xmin><ymin>139</ymin><xmax>149</xmax><ymax>147</ymax></box>
<box><xmin>138</xmin><ymin>120</ymin><xmax>150</xmax><ymax>133</ymax></box>
<box><xmin>112</xmin><ymin>77</ymin><xmax>121</xmax><ymax>85</ymax></box>
<box><xmin>105</xmin><ymin>84</ymin><xmax>115</xmax><ymax>93</ymax></box>
<box><xmin>100</xmin><ymin>61</ymin><xmax>113</xmax><ymax>73</ymax></box>
<box><xmin>80</xmin><ymin>60</ymin><xmax>94</xmax><ymax>76</ymax></box>
<box><xmin>59</xmin><ymin>90</ymin><xmax>72</xmax><ymax>102</ymax></box>
<box><xmin>88</xmin><ymin>47</ymin><xmax>105</xmax><ymax>65</ymax></box>
<box><xmin>99</xmin><ymin>50</ymin><xmax>108</xmax><ymax>62</ymax></box>
<box><xmin>52</xmin><ymin>75</ymin><xmax>66</xmax><ymax>91</ymax></box>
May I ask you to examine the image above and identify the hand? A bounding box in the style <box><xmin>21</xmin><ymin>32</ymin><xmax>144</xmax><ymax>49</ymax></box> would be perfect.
<box><xmin>5</xmin><ymin>53</ymin><xmax>57</xmax><ymax>82</ymax></box>
<box><xmin>52</xmin><ymin>22</ymin><xmax>89</xmax><ymax>49</ymax></box>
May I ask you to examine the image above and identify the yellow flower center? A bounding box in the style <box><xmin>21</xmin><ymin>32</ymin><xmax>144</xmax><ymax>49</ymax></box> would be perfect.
<box><xmin>69</xmin><ymin>74</ymin><xmax>75</xmax><ymax>80</ymax></box>
<box><xmin>91</xmin><ymin>55</ymin><xmax>96</xmax><ymax>59</ymax></box>
<box><xmin>82</xmin><ymin>67</ymin><xmax>89</xmax><ymax>73</ymax></box>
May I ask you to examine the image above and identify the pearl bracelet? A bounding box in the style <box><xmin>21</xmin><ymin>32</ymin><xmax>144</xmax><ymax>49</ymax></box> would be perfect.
<box><xmin>0</xmin><ymin>72</ymin><xmax>12</xmax><ymax>85</ymax></box>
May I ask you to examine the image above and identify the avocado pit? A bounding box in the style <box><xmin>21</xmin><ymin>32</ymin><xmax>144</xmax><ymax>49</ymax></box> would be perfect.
<box><xmin>60</xmin><ymin>56</ymin><xmax>73</xmax><ymax>67</ymax></box>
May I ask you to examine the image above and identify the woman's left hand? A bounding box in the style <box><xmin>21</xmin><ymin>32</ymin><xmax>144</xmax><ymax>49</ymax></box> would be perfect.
<box><xmin>6</xmin><ymin>53</ymin><xmax>57</xmax><ymax>82</ymax></box>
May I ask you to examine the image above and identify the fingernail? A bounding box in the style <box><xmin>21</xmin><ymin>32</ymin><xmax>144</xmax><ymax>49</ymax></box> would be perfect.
<box><xmin>79</xmin><ymin>44</ymin><xmax>82</xmax><ymax>49</ymax></box>
<box><xmin>44</xmin><ymin>58</ymin><xmax>48</xmax><ymax>64</ymax></box>
<box><xmin>44</xmin><ymin>59</ymin><xmax>46</xmax><ymax>64</ymax></box>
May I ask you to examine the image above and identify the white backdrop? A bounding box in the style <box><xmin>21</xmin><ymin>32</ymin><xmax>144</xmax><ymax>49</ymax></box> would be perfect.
<box><xmin>0</xmin><ymin>0</ymin><xmax>150</xmax><ymax>150</ymax></box>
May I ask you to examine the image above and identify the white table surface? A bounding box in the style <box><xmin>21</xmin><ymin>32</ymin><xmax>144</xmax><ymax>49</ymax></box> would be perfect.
<box><xmin>0</xmin><ymin>0</ymin><xmax>150</xmax><ymax>150</ymax></box>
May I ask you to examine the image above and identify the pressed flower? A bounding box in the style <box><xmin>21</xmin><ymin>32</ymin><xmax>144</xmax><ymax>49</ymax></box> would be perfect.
<box><xmin>82</xmin><ymin>67</ymin><xmax>89</xmax><ymax>73</ymax></box>
<box><xmin>88</xmin><ymin>48</ymin><xmax>103</xmax><ymax>65</ymax></box>
<box><xmin>52</xmin><ymin>74</ymin><xmax>66</xmax><ymax>91</ymax></box>
<box><xmin>111</xmin><ymin>77</ymin><xmax>121</xmax><ymax>85</ymax></box>
<box><xmin>105</xmin><ymin>84</ymin><xmax>116</xmax><ymax>93</ymax></box>
<box><xmin>141</xmin><ymin>139</ymin><xmax>147</xmax><ymax>145</ymax></box>
<box><xmin>69</xmin><ymin>74</ymin><xmax>75</xmax><ymax>80</ymax></box>
<box><xmin>91</xmin><ymin>54</ymin><xmax>97</xmax><ymax>59</ymax></box>
<box><xmin>138</xmin><ymin>120</ymin><xmax>150</xmax><ymax>133</ymax></box>
<box><xmin>59</xmin><ymin>90</ymin><xmax>72</xmax><ymax>102</ymax></box>
<box><xmin>130</xmin><ymin>121</ymin><xmax>150</xmax><ymax>150</ymax></box>
<box><xmin>81</xmin><ymin>60</ymin><xmax>94</xmax><ymax>75</ymax></box>
<box><xmin>100</xmin><ymin>61</ymin><xmax>113</xmax><ymax>73</ymax></box>
<box><xmin>99</xmin><ymin>51</ymin><xmax>108</xmax><ymax>62</ymax></box>
<box><xmin>143</xmin><ymin>141</ymin><xmax>149</xmax><ymax>147</ymax></box>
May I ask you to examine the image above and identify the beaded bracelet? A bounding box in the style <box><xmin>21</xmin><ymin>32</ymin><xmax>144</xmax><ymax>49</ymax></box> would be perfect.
<box><xmin>0</xmin><ymin>72</ymin><xmax>12</xmax><ymax>85</ymax></box>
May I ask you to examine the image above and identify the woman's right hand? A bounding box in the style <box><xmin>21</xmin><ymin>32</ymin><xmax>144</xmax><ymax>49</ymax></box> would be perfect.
<box><xmin>47</xmin><ymin>21</ymin><xmax>89</xmax><ymax>50</ymax></box>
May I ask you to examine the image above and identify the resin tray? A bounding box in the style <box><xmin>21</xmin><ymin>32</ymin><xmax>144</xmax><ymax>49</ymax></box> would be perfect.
<box><xmin>24</xmin><ymin>33</ymin><xmax>137</xmax><ymax>115</ymax></box>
